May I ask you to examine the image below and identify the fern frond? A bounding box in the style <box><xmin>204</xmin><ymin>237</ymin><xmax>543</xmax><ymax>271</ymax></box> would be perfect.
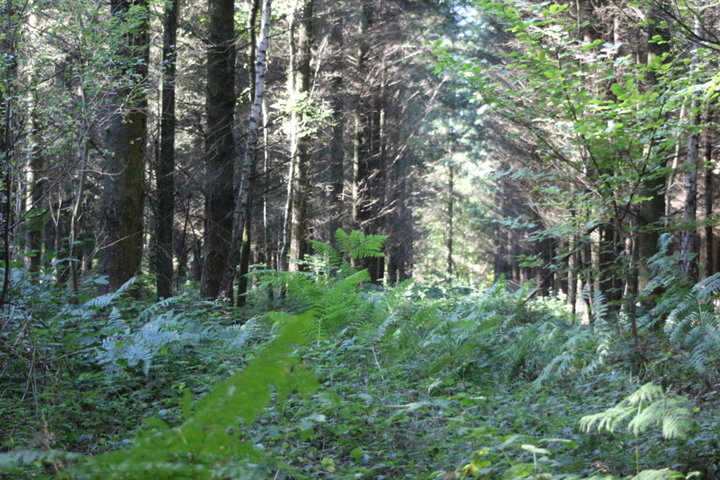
<box><xmin>628</xmin><ymin>397</ymin><xmax>691</xmax><ymax>439</ymax></box>
<box><xmin>96</xmin><ymin>309</ymin><xmax>200</xmax><ymax>375</ymax></box>
<box><xmin>84</xmin><ymin>277</ymin><xmax>137</xmax><ymax>309</ymax></box>
<box><xmin>692</xmin><ymin>272</ymin><xmax>720</xmax><ymax>300</ymax></box>
<box><xmin>657</xmin><ymin>232</ymin><xmax>673</xmax><ymax>254</ymax></box>
<box><xmin>580</xmin><ymin>383</ymin><xmax>693</xmax><ymax>440</ymax></box>
<box><xmin>534</xmin><ymin>351</ymin><xmax>573</xmax><ymax>386</ymax></box>
<box><xmin>334</xmin><ymin>229</ymin><xmax>387</xmax><ymax>259</ymax></box>
<box><xmin>626</xmin><ymin>382</ymin><xmax>664</xmax><ymax>406</ymax></box>
<box><xmin>579</xmin><ymin>406</ymin><xmax>635</xmax><ymax>434</ymax></box>
<box><xmin>665</xmin><ymin>292</ymin><xmax>698</xmax><ymax>329</ymax></box>
<box><xmin>373</xmin><ymin>312</ymin><xmax>401</xmax><ymax>342</ymax></box>
<box><xmin>591</xmin><ymin>289</ymin><xmax>609</xmax><ymax>325</ymax></box>
<box><xmin>667</xmin><ymin>313</ymin><xmax>695</xmax><ymax>345</ymax></box>
<box><xmin>309</xmin><ymin>239</ymin><xmax>343</xmax><ymax>269</ymax></box>
<box><xmin>78</xmin><ymin>311</ymin><xmax>319</xmax><ymax>480</ymax></box>
<box><xmin>222</xmin><ymin>316</ymin><xmax>262</xmax><ymax>350</ymax></box>
<box><xmin>660</xmin><ymin>404</ymin><xmax>693</xmax><ymax>440</ymax></box>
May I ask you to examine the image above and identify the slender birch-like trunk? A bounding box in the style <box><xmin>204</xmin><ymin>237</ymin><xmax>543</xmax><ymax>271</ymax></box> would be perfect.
<box><xmin>218</xmin><ymin>0</ymin><xmax>272</xmax><ymax>299</ymax></box>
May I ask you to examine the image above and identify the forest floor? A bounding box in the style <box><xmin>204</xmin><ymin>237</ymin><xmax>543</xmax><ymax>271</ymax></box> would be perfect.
<box><xmin>1</xmin><ymin>274</ymin><xmax>719</xmax><ymax>479</ymax></box>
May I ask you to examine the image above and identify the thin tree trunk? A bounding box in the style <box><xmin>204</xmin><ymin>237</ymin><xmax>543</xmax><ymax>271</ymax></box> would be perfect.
<box><xmin>328</xmin><ymin>13</ymin><xmax>345</xmax><ymax>236</ymax></box>
<box><xmin>680</xmin><ymin>114</ymin><xmax>700</xmax><ymax>280</ymax></box>
<box><xmin>568</xmin><ymin>209</ymin><xmax>579</xmax><ymax>316</ymax></box>
<box><xmin>218</xmin><ymin>0</ymin><xmax>271</xmax><ymax>299</ymax></box>
<box><xmin>636</xmin><ymin>4</ymin><xmax>670</xmax><ymax>294</ymax></box>
<box><xmin>261</xmin><ymin>97</ymin><xmax>272</xmax><ymax>268</ymax></box>
<box><xmin>289</xmin><ymin>0</ymin><xmax>314</xmax><ymax>272</ymax></box>
<box><xmin>155</xmin><ymin>0</ymin><xmax>178</xmax><ymax>299</ymax></box>
<box><xmin>69</xmin><ymin>129</ymin><xmax>89</xmax><ymax>295</ymax></box>
<box><xmin>598</xmin><ymin>219</ymin><xmax>623</xmax><ymax>317</ymax></box>
<box><xmin>25</xmin><ymin>101</ymin><xmax>44</xmax><ymax>275</ymax></box>
<box><xmin>248</xmin><ymin>0</ymin><xmax>260</xmax><ymax>101</ymax></box>
<box><xmin>704</xmin><ymin>126</ymin><xmax>714</xmax><ymax>277</ymax></box>
<box><xmin>446</xmin><ymin>163</ymin><xmax>454</xmax><ymax>280</ymax></box>
<box><xmin>236</xmin><ymin>214</ymin><xmax>251</xmax><ymax>306</ymax></box>
<box><xmin>580</xmin><ymin>225</ymin><xmax>594</xmax><ymax>322</ymax></box>
<box><xmin>627</xmin><ymin>231</ymin><xmax>639</xmax><ymax>345</ymax></box>
<box><xmin>0</xmin><ymin>0</ymin><xmax>18</xmax><ymax>306</ymax></box>
<box><xmin>278</xmin><ymin>145</ymin><xmax>294</xmax><ymax>272</ymax></box>
<box><xmin>349</xmin><ymin>2</ymin><xmax>371</xmax><ymax>242</ymax></box>
<box><xmin>176</xmin><ymin>198</ymin><xmax>192</xmax><ymax>290</ymax></box>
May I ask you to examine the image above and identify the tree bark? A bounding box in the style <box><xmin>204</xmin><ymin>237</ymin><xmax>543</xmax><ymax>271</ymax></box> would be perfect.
<box><xmin>678</xmin><ymin>19</ymin><xmax>702</xmax><ymax>282</ymax></box>
<box><xmin>98</xmin><ymin>0</ymin><xmax>149</xmax><ymax>293</ymax></box>
<box><xmin>68</xmin><ymin>130</ymin><xmax>88</xmax><ymax>294</ymax></box>
<box><xmin>236</xmin><ymin>214</ymin><xmax>251</xmax><ymax>306</ymax></box>
<box><xmin>598</xmin><ymin>220</ymin><xmax>623</xmax><ymax>315</ymax></box>
<box><xmin>25</xmin><ymin>98</ymin><xmax>44</xmax><ymax>275</ymax></box>
<box><xmin>354</xmin><ymin>1</ymin><xmax>386</xmax><ymax>282</ymax></box>
<box><xmin>446</xmin><ymin>163</ymin><xmax>454</xmax><ymax>280</ymax></box>
<box><xmin>0</xmin><ymin>0</ymin><xmax>18</xmax><ymax>306</ymax></box>
<box><xmin>568</xmin><ymin>210</ymin><xmax>579</xmax><ymax>316</ymax></box>
<box><xmin>327</xmin><ymin>12</ymin><xmax>345</xmax><ymax>237</ymax></box>
<box><xmin>217</xmin><ymin>0</ymin><xmax>271</xmax><ymax>299</ymax></box>
<box><xmin>704</xmin><ymin>125</ymin><xmax>714</xmax><ymax>277</ymax></box>
<box><xmin>155</xmin><ymin>0</ymin><xmax>178</xmax><ymax>299</ymax></box>
<box><xmin>201</xmin><ymin>0</ymin><xmax>236</xmax><ymax>298</ymax></box>
<box><xmin>288</xmin><ymin>0</ymin><xmax>314</xmax><ymax>272</ymax></box>
<box><xmin>636</xmin><ymin>4</ymin><xmax>670</xmax><ymax>293</ymax></box>
<box><xmin>680</xmin><ymin>116</ymin><xmax>700</xmax><ymax>281</ymax></box>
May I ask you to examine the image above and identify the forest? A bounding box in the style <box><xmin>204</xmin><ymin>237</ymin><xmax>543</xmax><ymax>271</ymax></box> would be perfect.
<box><xmin>2</xmin><ymin>0</ymin><xmax>720</xmax><ymax>478</ymax></box>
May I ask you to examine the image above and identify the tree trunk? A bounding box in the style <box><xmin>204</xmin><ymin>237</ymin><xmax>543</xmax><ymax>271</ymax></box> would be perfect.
<box><xmin>678</xmin><ymin>19</ymin><xmax>702</xmax><ymax>282</ymax></box>
<box><xmin>680</xmin><ymin>119</ymin><xmax>700</xmax><ymax>281</ymax></box>
<box><xmin>236</xmin><ymin>214</ymin><xmax>251</xmax><ymax>306</ymax></box>
<box><xmin>636</xmin><ymin>4</ymin><xmax>670</xmax><ymax>293</ymax></box>
<box><xmin>704</xmin><ymin>125</ymin><xmax>714</xmax><ymax>277</ymax></box>
<box><xmin>217</xmin><ymin>0</ymin><xmax>271</xmax><ymax>299</ymax></box>
<box><xmin>261</xmin><ymin>97</ymin><xmax>273</xmax><ymax>269</ymax></box>
<box><xmin>155</xmin><ymin>0</ymin><xmax>178</xmax><ymax>299</ymax></box>
<box><xmin>327</xmin><ymin>12</ymin><xmax>345</xmax><ymax>237</ymax></box>
<box><xmin>201</xmin><ymin>0</ymin><xmax>236</xmax><ymax>298</ymax></box>
<box><xmin>68</xmin><ymin>133</ymin><xmax>88</xmax><ymax>295</ymax></box>
<box><xmin>598</xmin><ymin>220</ymin><xmax>623</xmax><ymax>315</ymax></box>
<box><xmin>567</xmin><ymin>213</ymin><xmax>579</xmax><ymax>316</ymax></box>
<box><xmin>446</xmin><ymin>163</ymin><xmax>454</xmax><ymax>280</ymax></box>
<box><xmin>98</xmin><ymin>0</ymin><xmax>149</xmax><ymax>293</ymax></box>
<box><xmin>349</xmin><ymin>0</ymin><xmax>371</xmax><ymax>242</ymax></box>
<box><xmin>0</xmin><ymin>0</ymin><xmax>20</xmax><ymax>305</ymax></box>
<box><xmin>289</xmin><ymin>0</ymin><xmax>314</xmax><ymax>272</ymax></box>
<box><xmin>25</xmin><ymin>103</ymin><xmax>44</xmax><ymax>275</ymax></box>
<box><xmin>355</xmin><ymin>3</ymin><xmax>386</xmax><ymax>283</ymax></box>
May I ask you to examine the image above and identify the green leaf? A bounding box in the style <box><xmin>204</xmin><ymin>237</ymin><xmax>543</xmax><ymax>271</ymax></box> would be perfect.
<box><xmin>520</xmin><ymin>444</ymin><xmax>550</xmax><ymax>455</ymax></box>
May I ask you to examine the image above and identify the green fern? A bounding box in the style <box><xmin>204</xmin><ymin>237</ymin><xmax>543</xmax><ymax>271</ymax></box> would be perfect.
<box><xmin>68</xmin><ymin>256</ymin><xmax>380</xmax><ymax>478</ymax></box>
<box><xmin>691</xmin><ymin>272</ymin><xmax>720</xmax><ymax>300</ymax></box>
<box><xmin>579</xmin><ymin>382</ymin><xmax>693</xmax><ymax>440</ymax></box>
<box><xmin>589</xmin><ymin>288</ymin><xmax>609</xmax><ymax>325</ymax></box>
<box><xmin>0</xmin><ymin>449</ymin><xmax>82</xmax><ymax>473</ymax></box>
<box><xmin>334</xmin><ymin>228</ymin><xmax>387</xmax><ymax>259</ymax></box>
<box><xmin>662</xmin><ymin>276</ymin><xmax>720</xmax><ymax>382</ymax></box>
<box><xmin>75</xmin><ymin>312</ymin><xmax>319</xmax><ymax>479</ymax></box>
<box><xmin>83</xmin><ymin>277</ymin><xmax>137</xmax><ymax>310</ymax></box>
<box><xmin>96</xmin><ymin>303</ymin><xmax>264</xmax><ymax>376</ymax></box>
<box><xmin>308</xmin><ymin>238</ymin><xmax>344</xmax><ymax>272</ymax></box>
<box><xmin>533</xmin><ymin>326</ymin><xmax>597</xmax><ymax>386</ymax></box>
<box><xmin>582</xmin><ymin>316</ymin><xmax>613</xmax><ymax>377</ymax></box>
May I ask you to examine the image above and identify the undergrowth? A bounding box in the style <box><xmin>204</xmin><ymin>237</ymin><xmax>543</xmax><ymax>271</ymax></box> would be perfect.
<box><xmin>2</xmin><ymin>232</ymin><xmax>720</xmax><ymax>478</ymax></box>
